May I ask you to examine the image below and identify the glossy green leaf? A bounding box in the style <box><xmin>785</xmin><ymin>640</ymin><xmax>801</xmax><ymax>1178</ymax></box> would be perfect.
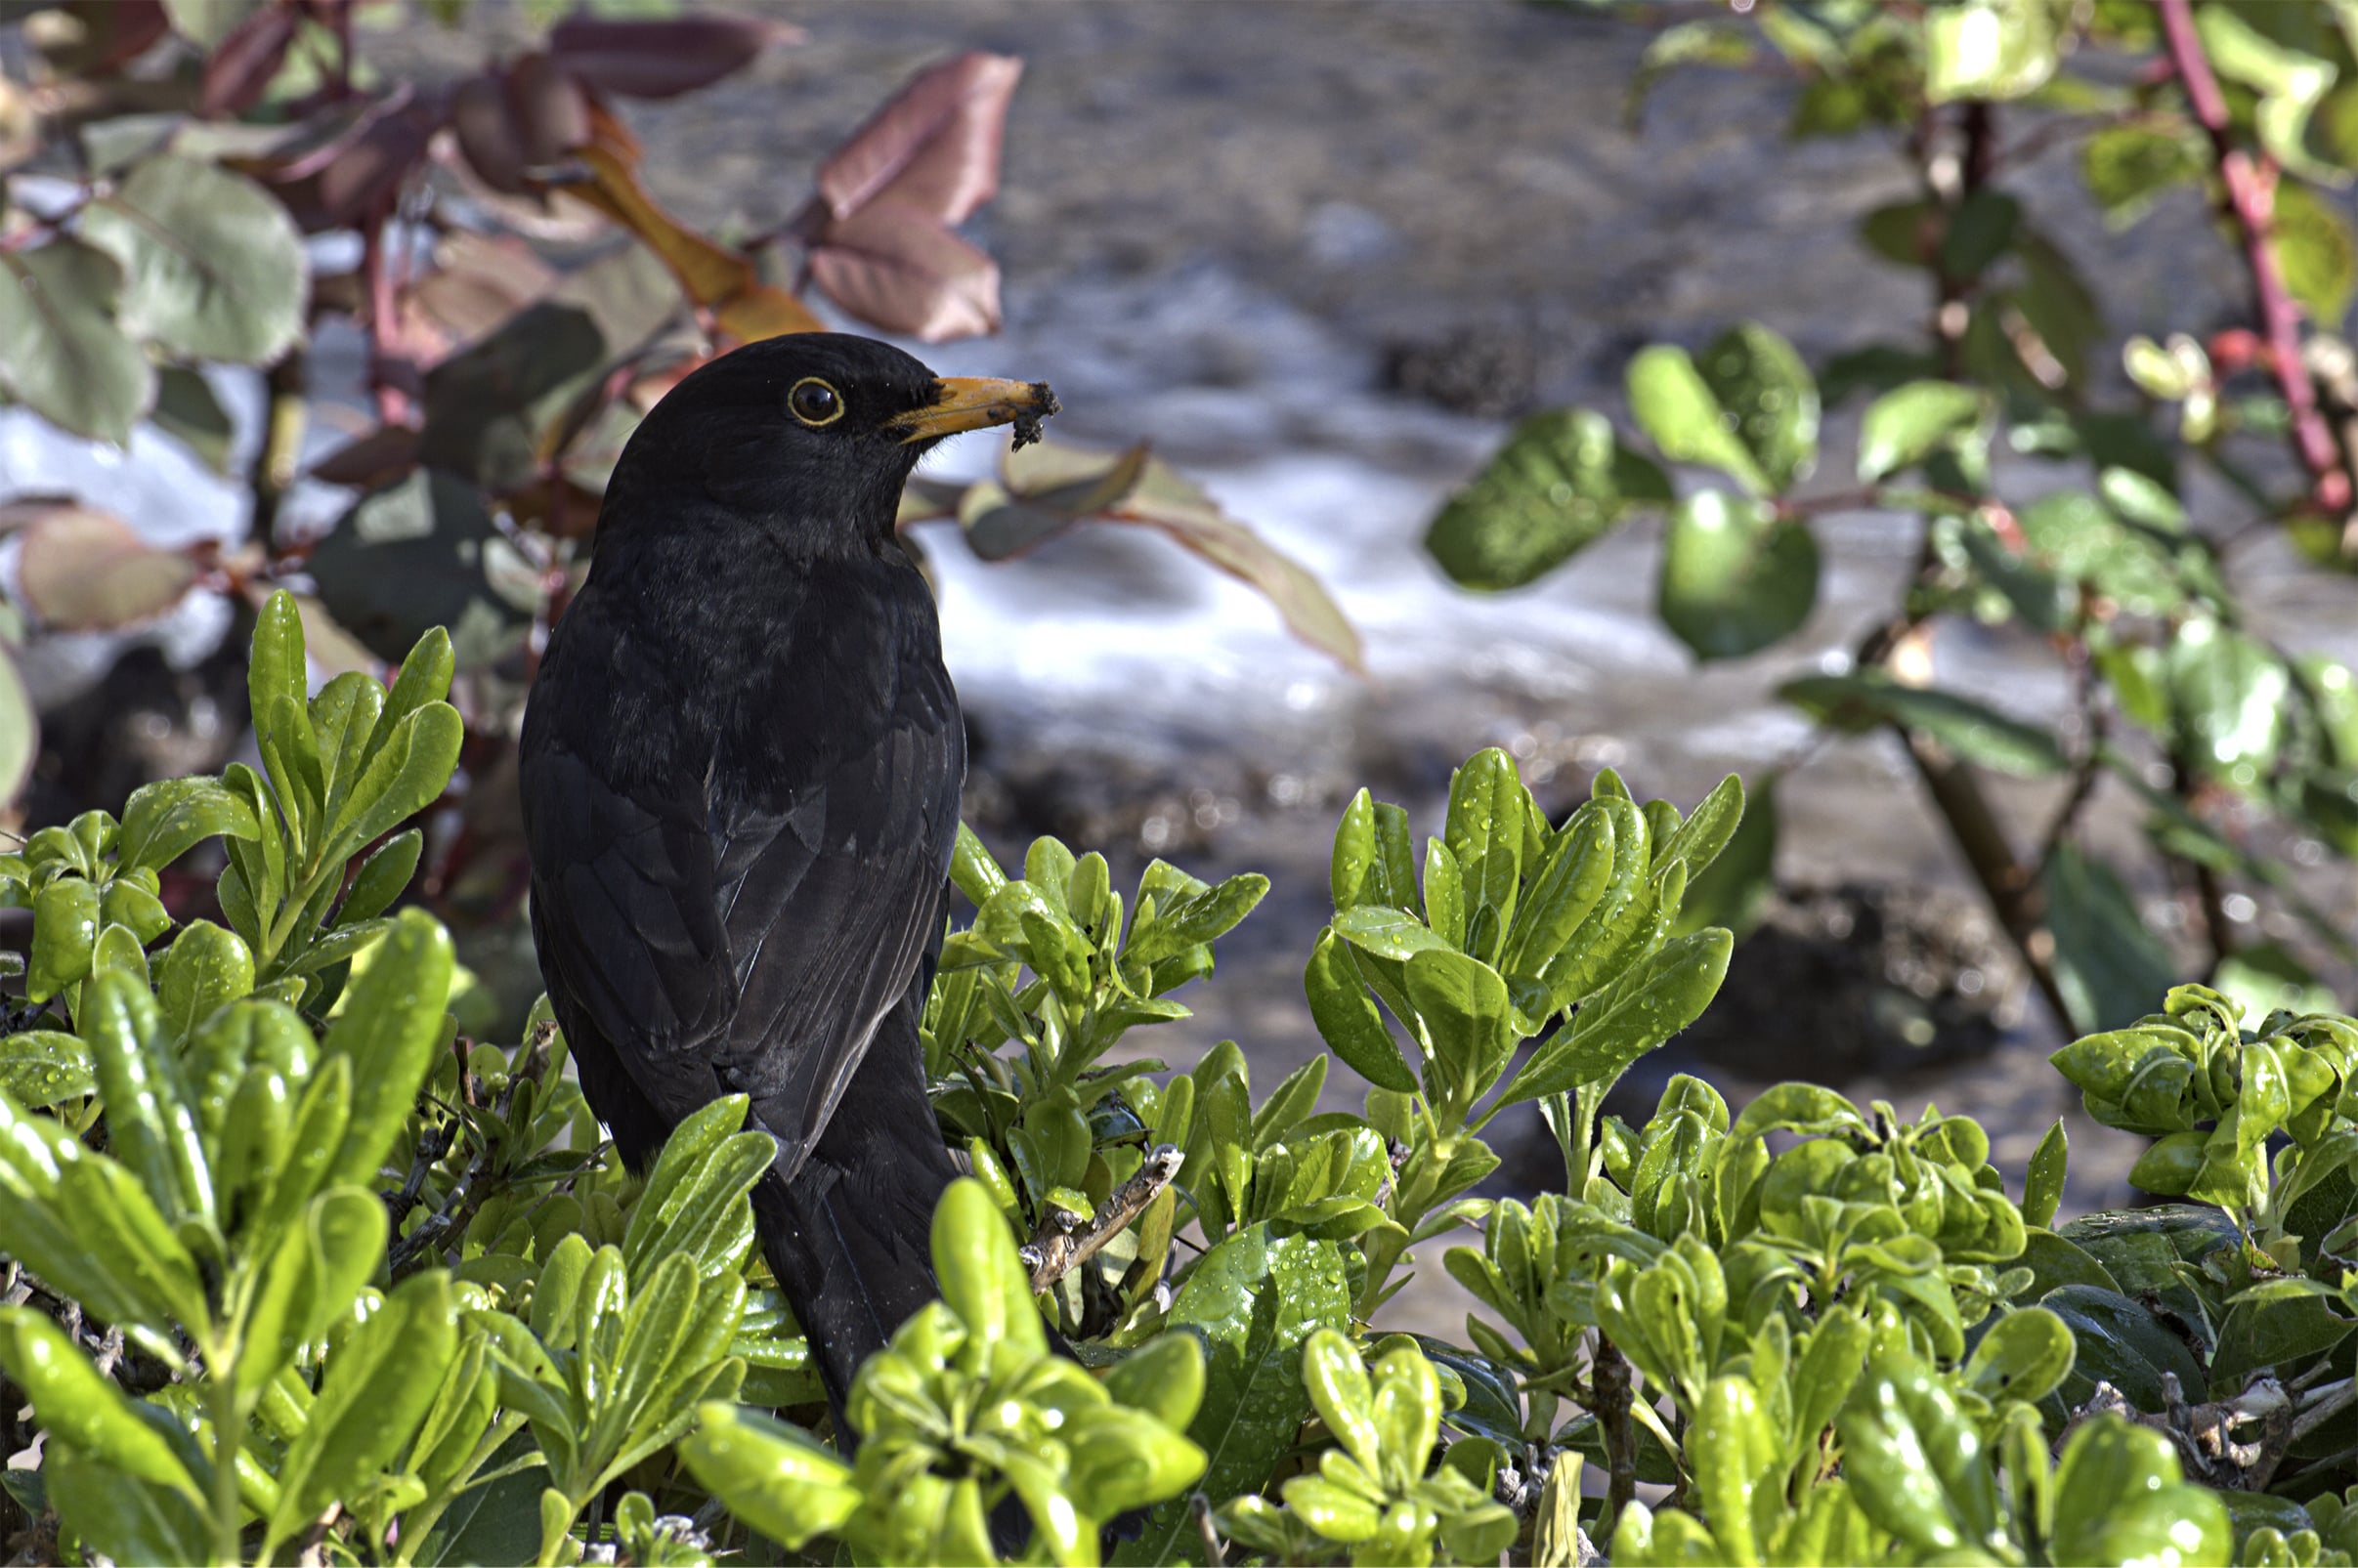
<box><xmin>81</xmin><ymin>969</ymin><xmax>211</xmax><ymax>1225</ymax></box>
<box><xmin>1502</xmin><ymin>928</ymin><xmax>1731</xmax><ymax>1106</ymax></box>
<box><xmin>1693</xmin><ymin>322</ymin><xmax>1818</xmax><ymax>491</ymax></box>
<box><xmin>2049</xmin><ymin>1416</ymin><xmax>2230</xmax><ymax>1566</ymax></box>
<box><xmin>1856</xmin><ymin>380</ymin><xmax>1986</xmax><ymax>481</ymax></box>
<box><xmin>267</xmin><ymin>1269</ymin><xmax>458</xmax><ymax>1551</ymax></box>
<box><xmin>2023</xmin><ymin>1118</ymin><xmax>2067</xmax><ymax>1230</ymax></box>
<box><xmin>680</xmin><ymin>1404</ymin><xmax>861</xmax><ymax>1550</ymax></box>
<box><xmin>154</xmin><ymin>919</ymin><xmax>255</xmax><ymax>1040</ymax></box>
<box><xmin>1965</xmin><ymin>1305</ymin><xmax>2075</xmax><ymax>1405</ymax></box>
<box><xmin>1425</xmin><ymin>407</ymin><xmax>1671</xmax><ymax>590</ymax></box>
<box><xmin>1657</xmin><ymin>490</ymin><xmax>1819</xmax><ymax>660</ymax></box>
<box><xmin>0</xmin><ymin>1307</ymin><xmax>201</xmax><ymax>1499</ymax></box>
<box><xmin>116</xmin><ymin>775</ymin><xmax>260</xmax><ymax>873</ymax></box>
<box><xmin>1116</xmin><ymin>1224</ymin><xmax>1350</xmax><ymax>1566</ymax></box>
<box><xmin>319</xmin><ymin>909</ymin><xmax>453</xmax><ymax>1189</ymax></box>
<box><xmin>1628</xmin><ymin>343</ymin><xmax>1769</xmax><ymax>492</ymax></box>
<box><xmin>0</xmin><ymin>1029</ymin><xmax>93</xmax><ymax>1109</ymax></box>
<box><xmin>27</xmin><ymin>875</ymin><xmax>100</xmax><ymax>1003</ymax></box>
<box><xmin>1304</xmin><ymin>929</ymin><xmax>1418</xmax><ymax>1093</ymax></box>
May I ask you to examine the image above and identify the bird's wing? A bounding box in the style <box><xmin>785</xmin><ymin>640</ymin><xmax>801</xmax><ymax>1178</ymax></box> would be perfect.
<box><xmin>707</xmin><ymin>653</ymin><xmax>963</xmax><ymax>1172</ymax></box>
<box><xmin>523</xmin><ymin>606</ymin><xmax>962</xmax><ymax>1179</ymax></box>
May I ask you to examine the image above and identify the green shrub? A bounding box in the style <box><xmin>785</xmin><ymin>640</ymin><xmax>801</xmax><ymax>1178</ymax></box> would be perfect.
<box><xmin>0</xmin><ymin>593</ymin><xmax>2355</xmax><ymax>1565</ymax></box>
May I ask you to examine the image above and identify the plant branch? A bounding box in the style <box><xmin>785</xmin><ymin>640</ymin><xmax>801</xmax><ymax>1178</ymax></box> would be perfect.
<box><xmin>2157</xmin><ymin>0</ymin><xmax>2352</xmax><ymax>516</ymax></box>
<box><xmin>1022</xmin><ymin>1143</ymin><xmax>1184</xmax><ymax>1292</ymax></box>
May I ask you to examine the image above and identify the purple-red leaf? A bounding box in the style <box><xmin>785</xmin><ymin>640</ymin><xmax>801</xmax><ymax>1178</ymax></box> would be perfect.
<box><xmin>814</xmin><ymin>52</ymin><xmax>1021</xmax><ymax>228</ymax></box>
<box><xmin>548</xmin><ymin>13</ymin><xmax>800</xmax><ymax>101</ymax></box>
<box><xmin>309</xmin><ymin>95</ymin><xmax>440</xmax><ymax>226</ymax></box>
<box><xmin>199</xmin><ymin>1</ymin><xmax>298</xmax><ymax>118</ymax></box>
<box><xmin>806</xmin><ymin>196</ymin><xmax>1000</xmax><ymax>342</ymax></box>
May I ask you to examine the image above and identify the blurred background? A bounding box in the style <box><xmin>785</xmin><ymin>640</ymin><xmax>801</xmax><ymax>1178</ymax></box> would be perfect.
<box><xmin>5</xmin><ymin>0</ymin><xmax>2357</xmax><ymax>1330</ymax></box>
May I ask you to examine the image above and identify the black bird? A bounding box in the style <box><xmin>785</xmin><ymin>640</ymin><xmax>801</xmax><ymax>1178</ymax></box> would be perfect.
<box><xmin>519</xmin><ymin>332</ymin><xmax>1055</xmax><ymax>1435</ymax></box>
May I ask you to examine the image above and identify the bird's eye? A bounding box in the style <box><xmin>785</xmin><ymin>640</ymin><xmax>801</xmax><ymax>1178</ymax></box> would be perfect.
<box><xmin>788</xmin><ymin>377</ymin><xmax>843</xmax><ymax>427</ymax></box>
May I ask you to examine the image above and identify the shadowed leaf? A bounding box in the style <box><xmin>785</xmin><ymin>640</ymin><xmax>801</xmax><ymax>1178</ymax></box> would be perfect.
<box><xmin>549</xmin><ymin>13</ymin><xmax>800</xmax><ymax>101</ymax></box>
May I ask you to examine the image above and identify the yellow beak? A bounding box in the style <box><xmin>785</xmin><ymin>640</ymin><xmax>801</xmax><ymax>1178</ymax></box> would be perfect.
<box><xmin>888</xmin><ymin>377</ymin><xmax>1059</xmax><ymax>445</ymax></box>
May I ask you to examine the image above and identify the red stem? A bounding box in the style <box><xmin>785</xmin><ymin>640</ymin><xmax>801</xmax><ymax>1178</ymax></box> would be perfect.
<box><xmin>2156</xmin><ymin>0</ymin><xmax>2351</xmax><ymax>513</ymax></box>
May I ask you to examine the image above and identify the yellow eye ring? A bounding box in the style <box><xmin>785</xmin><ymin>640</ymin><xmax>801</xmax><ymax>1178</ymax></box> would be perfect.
<box><xmin>789</xmin><ymin>377</ymin><xmax>844</xmax><ymax>427</ymax></box>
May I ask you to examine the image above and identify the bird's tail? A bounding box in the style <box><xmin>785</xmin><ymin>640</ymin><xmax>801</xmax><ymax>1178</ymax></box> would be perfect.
<box><xmin>750</xmin><ymin>1009</ymin><xmax>959</xmax><ymax>1438</ymax></box>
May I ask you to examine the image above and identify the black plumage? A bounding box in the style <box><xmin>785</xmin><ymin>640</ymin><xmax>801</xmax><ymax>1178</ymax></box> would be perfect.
<box><xmin>518</xmin><ymin>332</ymin><xmax>1055</xmax><ymax>1434</ymax></box>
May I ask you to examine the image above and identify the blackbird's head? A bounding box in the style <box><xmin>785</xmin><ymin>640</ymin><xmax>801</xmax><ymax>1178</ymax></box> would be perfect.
<box><xmin>605</xmin><ymin>332</ymin><xmax>1056</xmax><ymax>553</ymax></box>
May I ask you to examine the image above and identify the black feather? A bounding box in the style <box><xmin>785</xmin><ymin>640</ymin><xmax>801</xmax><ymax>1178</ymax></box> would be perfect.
<box><xmin>521</xmin><ymin>334</ymin><xmax>1001</xmax><ymax>1435</ymax></box>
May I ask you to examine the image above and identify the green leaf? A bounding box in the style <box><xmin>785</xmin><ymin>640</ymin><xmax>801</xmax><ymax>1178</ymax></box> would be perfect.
<box><xmin>1627</xmin><ymin>344</ymin><xmax>1770</xmax><ymax>492</ymax></box>
<box><xmin>330</xmin><ymin>701</ymin><xmax>463</xmax><ymax>865</ymax></box>
<box><xmin>2023</xmin><ymin>1119</ymin><xmax>2067</xmax><ymax>1229</ymax></box>
<box><xmin>80</xmin><ymin>154</ymin><xmax>305</xmax><ymax>363</ymax></box>
<box><xmin>621</xmin><ymin>1099</ymin><xmax>769</xmax><ymax>1287</ymax></box>
<box><xmin>1502</xmin><ymin>928</ymin><xmax>1731</xmax><ymax>1107</ymax></box>
<box><xmin>1836</xmin><ymin>1347</ymin><xmax>2001</xmax><ymax>1555</ymax></box>
<box><xmin>0</xmin><ymin>1031</ymin><xmax>95</xmax><ymax>1108</ymax></box>
<box><xmin>2042</xmin><ymin>847</ymin><xmax>2178</xmax><ymax>1035</ymax></box>
<box><xmin>0</xmin><ymin>1308</ymin><xmax>202</xmax><ymax>1499</ymax></box>
<box><xmin>81</xmin><ymin>969</ymin><xmax>212</xmax><ymax>1225</ymax></box>
<box><xmin>1779</xmin><ymin>670</ymin><xmax>2066</xmax><ymax>776</ymax></box>
<box><xmin>1964</xmin><ymin>1306</ymin><xmax>2075</xmax><ymax>1405</ymax></box>
<box><xmin>2208</xmin><ymin>1279</ymin><xmax>2355</xmax><ymax>1388</ymax></box>
<box><xmin>2167</xmin><ymin>618</ymin><xmax>2288</xmax><ymax>784</ymax></box>
<box><xmin>1924</xmin><ymin>0</ymin><xmax>2059</xmax><ymax>104</ymax></box>
<box><xmin>1424</xmin><ymin>408</ymin><xmax>1671</xmax><ymax>590</ymax></box>
<box><xmin>267</xmin><ymin>1269</ymin><xmax>459</xmax><ymax>1552</ymax></box>
<box><xmin>2275</xmin><ymin>180</ymin><xmax>2357</xmax><ymax>328</ymax></box>
<box><xmin>0</xmin><ymin>239</ymin><xmax>153</xmax><ymax>445</ymax></box>
<box><xmin>153</xmin><ymin>365</ymin><xmax>234</xmax><ymax>473</ymax></box>
<box><xmin>1694</xmin><ymin>323</ymin><xmax>1818</xmax><ymax>490</ymax></box>
<box><xmin>1657</xmin><ymin>490</ymin><xmax>1820</xmax><ymax>660</ymax></box>
<box><xmin>1688</xmin><ymin>1374</ymin><xmax>1780</xmax><ymax>1565</ymax></box>
<box><xmin>336</xmin><ymin>828</ymin><xmax>423</xmax><ymax>927</ymax></box>
<box><xmin>2042</xmin><ymin>1283</ymin><xmax>2208</xmax><ymax>1411</ymax></box>
<box><xmin>2049</xmin><ymin>1417</ymin><xmax>2230</xmax><ymax>1566</ymax></box>
<box><xmin>1331</xmin><ymin>903</ymin><xmax>1452</xmax><ymax>963</ymax></box>
<box><xmin>1126</xmin><ymin>873</ymin><xmax>1268</xmax><ymax>967</ymax></box>
<box><xmin>931</xmin><ymin>1177</ymin><xmax>1041</xmax><ymax>1361</ymax></box>
<box><xmin>1116</xmin><ymin>1225</ymin><xmax>1351</xmax><ymax>1567</ymax></box>
<box><xmin>43</xmin><ymin>1440</ymin><xmax>210</xmax><ymax>1567</ymax></box>
<box><xmin>680</xmin><ymin>1405</ymin><xmax>860</xmax><ymax>1551</ymax></box>
<box><xmin>27</xmin><ymin>874</ymin><xmax>100</xmax><ymax>1003</ymax></box>
<box><xmin>1856</xmin><ymin>381</ymin><xmax>1986</xmax><ymax>481</ymax></box>
<box><xmin>117</xmin><ymin>775</ymin><xmax>260</xmax><ymax>872</ymax></box>
<box><xmin>2198</xmin><ymin>5</ymin><xmax>2340</xmax><ymax>185</ymax></box>
<box><xmin>319</xmin><ymin>909</ymin><xmax>453</xmax><ymax>1189</ymax></box>
<box><xmin>1405</xmin><ymin>947</ymin><xmax>1516</xmax><ymax>1108</ymax></box>
<box><xmin>2082</xmin><ymin>124</ymin><xmax>2204</xmax><ymax>229</ymax></box>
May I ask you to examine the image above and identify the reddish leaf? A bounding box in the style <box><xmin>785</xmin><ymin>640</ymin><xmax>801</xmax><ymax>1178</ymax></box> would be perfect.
<box><xmin>807</xmin><ymin>196</ymin><xmax>1000</xmax><ymax>342</ymax></box>
<box><xmin>450</xmin><ymin>71</ymin><xmax>531</xmax><ymax>194</ymax></box>
<box><xmin>42</xmin><ymin>0</ymin><xmax>173</xmax><ymax>76</ymax></box>
<box><xmin>505</xmin><ymin>53</ymin><xmax>593</xmax><ymax>170</ymax></box>
<box><xmin>815</xmin><ymin>52</ymin><xmax>1021</xmax><ymax>228</ymax></box>
<box><xmin>1116</xmin><ymin>457</ymin><xmax>1363</xmax><ymax>672</ymax></box>
<box><xmin>304</xmin><ymin>95</ymin><xmax>440</xmax><ymax>227</ymax></box>
<box><xmin>18</xmin><ymin>505</ymin><xmax>202</xmax><ymax>632</ymax></box>
<box><xmin>200</xmin><ymin>1</ymin><xmax>298</xmax><ymax>118</ymax></box>
<box><xmin>548</xmin><ymin>13</ymin><xmax>800</xmax><ymax>101</ymax></box>
<box><xmin>309</xmin><ymin>425</ymin><xmax>421</xmax><ymax>488</ymax></box>
<box><xmin>401</xmin><ymin>232</ymin><xmax>559</xmax><ymax>357</ymax></box>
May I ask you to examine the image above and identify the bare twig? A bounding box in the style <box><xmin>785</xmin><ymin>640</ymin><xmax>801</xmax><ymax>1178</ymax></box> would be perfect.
<box><xmin>1022</xmin><ymin>1145</ymin><xmax>1184</xmax><ymax>1293</ymax></box>
<box><xmin>1190</xmin><ymin>1494</ymin><xmax>1226</xmax><ymax>1568</ymax></box>
<box><xmin>2158</xmin><ymin>0</ymin><xmax>2353</xmax><ymax>517</ymax></box>
<box><xmin>1592</xmin><ymin>1334</ymin><xmax>1638</xmax><ymax>1534</ymax></box>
